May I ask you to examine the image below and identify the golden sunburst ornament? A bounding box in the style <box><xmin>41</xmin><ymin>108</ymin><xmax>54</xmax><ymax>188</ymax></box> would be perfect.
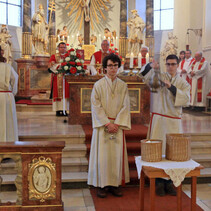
<box><xmin>65</xmin><ymin>0</ymin><xmax>110</xmax><ymax>30</ymax></box>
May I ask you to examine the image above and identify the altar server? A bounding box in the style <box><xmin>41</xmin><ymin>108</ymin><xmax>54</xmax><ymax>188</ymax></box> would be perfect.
<box><xmin>88</xmin><ymin>54</ymin><xmax>131</xmax><ymax>198</ymax></box>
<box><xmin>0</xmin><ymin>54</ymin><xmax>18</xmax><ymax>141</ymax></box>
<box><xmin>140</xmin><ymin>54</ymin><xmax>190</xmax><ymax>196</ymax></box>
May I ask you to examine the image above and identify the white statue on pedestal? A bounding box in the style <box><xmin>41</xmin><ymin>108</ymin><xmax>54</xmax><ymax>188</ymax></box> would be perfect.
<box><xmin>127</xmin><ymin>10</ymin><xmax>145</xmax><ymax>56</ymax></box>
<box><xmin>32</xmin><ymin>4</ymin><xmax>49</xmax><ymax>56</ymax></box>
<box><xmin>0</xmin><ymin>25</ymin><xmax>12</xmax><ymax>64</ymax></box>
<box><xmin>161</xmin><ymin>32</ymin><xmax>178</xmax><ymax>62</ymax></box>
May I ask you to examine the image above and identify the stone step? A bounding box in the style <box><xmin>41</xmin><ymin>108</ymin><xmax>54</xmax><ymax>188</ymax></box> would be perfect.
<box><xmin>16</xmin><ymin>104</ymin><xmax>52</xmax><ymax>112</ymax></box>
<box><xmin>191</xmin><ymin>141</ymin><xmax>211</xmax><ymax>154</ymax></box>
<box><xmin>187</xmin><ymin>133</ymin><xmax>211</xmax><ymax>142</ymax></box>
<box><xmin>62</xmin><ymin>144</ymin><xmax>87</xmax><ymax>158</ymax></box>
<box><xmin>0</xmin><ymin>172</ymin><xmax>88</xmax><ymax>185</ymax></box>
<box><xmin>191</xmin><ymin>154</ymin><xmax>211</xmax><ymax>168</ymax></box>
<box><xmin>62</xmin><ymin>157</ymin><xmax>88</xmax><ymax>172</ymax></box>
<box><xmin>19</xmin><ymin>135</ymin><xmax>85</xmax><ymax>144</ymax></box>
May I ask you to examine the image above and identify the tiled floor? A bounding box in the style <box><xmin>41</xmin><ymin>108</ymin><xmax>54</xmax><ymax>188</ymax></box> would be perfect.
<box><xmin>183</xmin><ymin>184</ymin><xmax>211</xmax><ymax>211</ymax></box>
<box><xmin>0</xmin><ymin>189</ymin><xmax>95</xmax><ymax>211</ymax></box>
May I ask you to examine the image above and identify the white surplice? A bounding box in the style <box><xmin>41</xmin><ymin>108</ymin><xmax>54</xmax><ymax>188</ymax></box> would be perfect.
<box><xmin>88</xmin><ymin>76</ymin><xmax>131</xmax><ymax>188</ymax></box>
<box><xmin>0</xmin><ymin>63</ymin><xmax>19</xmax><ymax>142</ymax></box>
<box><xmin>142</xmin><ymin>69</ymin><xmax>190</xmax><ymax>154</ymax></box>
<box><xmin>188</xmin><ymin>60</ymin><xmax>210</xmax><ymax>107</ymax></box>
<box><xmin>177</xmin><ymin>57</ymin><xmax>194</xmax><ymax>80</ymax></box>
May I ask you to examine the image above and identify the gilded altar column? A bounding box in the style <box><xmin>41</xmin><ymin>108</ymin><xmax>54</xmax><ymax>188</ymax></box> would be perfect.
<box><xmin>119</xmin><ymin>0</ymin><xmax>128</xmax><ymax>58</ymax></box>
<box><xmin>146</xmin><ymin>0</ymin><xmax>154</xmax><ymax>57</ymax></box>
<box><xmin>22</xmin><ymin>0</ymin><xmax>32</xmax><ymax>59</ymax></box>
<box><xmin>48</xmin><ymin>0</ymin><xmax>56</xmax><ymax>55</ymax></box>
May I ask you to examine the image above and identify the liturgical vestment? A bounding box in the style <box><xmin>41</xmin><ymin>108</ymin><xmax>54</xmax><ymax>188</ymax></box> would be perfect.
<box><xmin>88</xmin><ymin>76</ymin><xmax>131</xmax><ymax>188</ymax></box>
<box><xmin>0</xmin><ymin>63</ymin><xmax>18</xmax><ymax>142</ymax></box>
<box><xmin>141</xmin><ymin>66</ymin><xmax>190</xmax><ymax>154</ymax></box>
<box><xmin>187</xmin><ymin>58</ymin><xmax>210</xmax><ymax>107</ymax></box>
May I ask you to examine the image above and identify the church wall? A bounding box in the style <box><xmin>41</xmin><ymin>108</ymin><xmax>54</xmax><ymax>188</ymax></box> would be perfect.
<box><xmin>202</xmin><ymin>0</ymin><xmax>211</xmax><ymax>64</ymax></box>
<box><xmin>55</xmin><ymin>1</ymin><xmax>120</xmax><ymax>51</ymax></box>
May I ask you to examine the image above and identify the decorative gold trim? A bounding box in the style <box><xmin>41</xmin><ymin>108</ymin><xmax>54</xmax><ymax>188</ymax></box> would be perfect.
<box><xmin>22</xmin><ymin>152</ymin><xmax>62</xmax><ymax>155</ymax></box>
<box><xmin>81</xmin><ymin>88</ymin><xmax>92</xmax><ymax>113</ymax></box>
<box><xmin>28</xmin><ymin>156</ymin><xmax>56</xmax><ymax>202</ymax></box>
<box><xmin>0</xmin><ymin>152</ymin><xmax>21</xmax><ymax>154</ymax></box>
<box><xmin>22</xmin><ymin>204</ymin><xmax>62</xmax><ymax>208</ymax></box>
<box><xmin>128</xmin><ymin>88</ymin><xmax>141</xmax><ymax>113</ymax></box>
<box><xmin>79</xmin><ymin>87</ymin><xmax>141</xmax><ymax>114</ymax></box>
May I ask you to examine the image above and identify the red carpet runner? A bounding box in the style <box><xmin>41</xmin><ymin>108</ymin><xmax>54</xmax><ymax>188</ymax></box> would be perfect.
<box><xmin>90</xmin><ymin>187</ymin><xmax>203</xmax><ymax>211</ymax></box>
<box><xmin>83</xmin><ymin>124</ymin><xmax>148</xmax><ymax>184</ymax></box>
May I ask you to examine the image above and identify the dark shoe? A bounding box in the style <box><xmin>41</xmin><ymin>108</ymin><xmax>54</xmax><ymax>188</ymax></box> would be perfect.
<box><xmin>56</xmin><ymin>111</ymin><xmax>61</xmax><ymax>116</ymax></box>
<box><xmin>108</xmin><ymin>186</ymin><xmax>123</xmax><ymax>197</ymax></box>
<box><xmin>165</xmin><ymin>183</ymin><xmax>177</xmax><ymax>196</ymax></box>
<box><xmin>97</xmin><ymin>188</ymin><xmax>107</xmax><ymax>198</ymax></box>
<box><xmin>156</xmin><ymin>183</ymin><xmax>166</xmax><ymax>196</ymax></box>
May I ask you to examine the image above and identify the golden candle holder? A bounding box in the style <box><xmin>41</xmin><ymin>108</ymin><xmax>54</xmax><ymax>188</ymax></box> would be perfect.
<box><xmin>129</xmin><ymin>67</ymin><xmax>134</xmax><ymax>76</ymax></box>
<box><xmin>95</xmin><ymin>62</ymin><xmax>103</xmax><ymax>75</ymax></box>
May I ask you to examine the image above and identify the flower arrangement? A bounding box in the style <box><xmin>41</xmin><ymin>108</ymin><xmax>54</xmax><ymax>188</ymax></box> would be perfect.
<box><xmin>57</xmin><ymin>48</ymin><xmax>87</xmax><ymax>75</ymax></box>
<box><xmin>108</xmin><ymin>44</ymin><xmax>122</xmax><ymax>59</ymax></box>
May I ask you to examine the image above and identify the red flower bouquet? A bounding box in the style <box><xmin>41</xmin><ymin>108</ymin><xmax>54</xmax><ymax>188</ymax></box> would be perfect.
<box><xmin>57</xmin><ymin>49</ymin><xmax>85</xmax><ymax>75</ymax></box>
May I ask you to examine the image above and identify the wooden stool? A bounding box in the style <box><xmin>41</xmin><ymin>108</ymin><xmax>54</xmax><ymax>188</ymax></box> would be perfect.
<box><xmin>139</xmin><ymin>166</ymin><xmax>204</xmax><ymax>211</ymax></box>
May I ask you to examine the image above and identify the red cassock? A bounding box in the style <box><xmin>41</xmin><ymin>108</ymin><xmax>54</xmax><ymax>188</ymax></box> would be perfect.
<box><xmin>49</xmin><ymin>53</ymin><xmax>69</xmax><ymax>102</ymax></box>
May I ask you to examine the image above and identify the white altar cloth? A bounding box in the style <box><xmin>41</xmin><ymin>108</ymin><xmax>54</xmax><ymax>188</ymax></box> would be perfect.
<box><xmin>135</xmin><ymin>156</ymin><xmax>200</xmax><ymax>187</ymax></box>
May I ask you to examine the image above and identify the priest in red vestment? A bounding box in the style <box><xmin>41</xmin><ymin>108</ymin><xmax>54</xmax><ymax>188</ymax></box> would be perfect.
<box><xmin>140</xmin><ymin>45</ymin><xmax>149</xmax><ymax>67</ymax></box>
<box><xmin>88</xmin><ymin>40</ymin><xmax>110</xmax><ymax>75</ymax></box>
<box><xmin>48</xmin><ymin>42</ymin><xmax>69</xmax><ymax>116</ymax></box>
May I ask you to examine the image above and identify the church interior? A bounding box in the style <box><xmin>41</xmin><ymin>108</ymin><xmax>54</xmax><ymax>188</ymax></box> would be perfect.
<box><xmin>0</xmin><ymin>0</ymin><xmax>211</xmax><ymax>210</ymax></box>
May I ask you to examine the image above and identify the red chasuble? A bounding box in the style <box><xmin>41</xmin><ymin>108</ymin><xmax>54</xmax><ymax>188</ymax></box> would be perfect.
<box><xmin>92</xmin><ymin>51</ymin><xmax>109</xmax><ymax>74</ymax></box>
<box><xmin>49</xmin><ymin>53</ymin><xmax>69</xmax><ymax>102</ymax></box>
<box><xmin>189</xmin><ymin>57</ymin><xmax>206</xmax><ymax>102</ymax></box>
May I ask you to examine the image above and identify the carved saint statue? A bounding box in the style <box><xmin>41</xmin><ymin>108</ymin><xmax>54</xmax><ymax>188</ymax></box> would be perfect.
<box><xmin>32</xmin><ymin>4</ymin><xmax>49</xmax><ymax>56</ymax></box>
<box><xmin>78</xmin><ymin>34</ymin><xmax>84</xmax><ymax>47</ymax></box>
<box><xmin>0</xmin><ymin>25</ymin><xmax>12</xmax><ymax>64</ymax></box>
<box><xmin>90</xmin><ymin>34</ymin><xmax>97</xmax><ymax>46</ymax></box>
<box><xmin>161</xmin><ymin>32</ymin><xmax>178</xmax><ymax>62</ymax></box>
<box><xmin>127</xmin><ymin>10</ymin><xmax>145</xmax><ymax>56</ymax></box>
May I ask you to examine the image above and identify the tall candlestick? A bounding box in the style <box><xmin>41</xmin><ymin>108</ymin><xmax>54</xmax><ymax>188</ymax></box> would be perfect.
<box><xmin>129</xmin><ymin>53</ymin><xmax>134</xmax><ymax>68</ymax></box>
<box><xmin>138</xmin><ymin>53</ymin><xmax>142</xmax><ymax>68</ymax></box>
<box><xmin>67</xmin><ymin>36</ymin><xmax>69</xmax><ymax>43</ymax></box>
<box><xmin>146</xmin><ymin>53</ymin><xmax>149</xmax><ymax>64</ymax></box>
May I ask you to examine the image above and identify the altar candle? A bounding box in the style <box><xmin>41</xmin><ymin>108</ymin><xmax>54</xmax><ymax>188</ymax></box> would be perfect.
<box><xmin>138</xmin><ymin>53</ymin><xmax>142</xmax><ymax>68</ymax></box>
<box><xmin>63</xmin><ymin>36</ymin><xmax>65</xmax><ymax>41</ymax></box>
<box><xmin>146</xmin><ymin>53</ymin><xmax>149</xmax><ymax>64</ymax></box>
<box><xmin>116</xmin><ymin>36</ymin><xmax>118</xmax><ymax>49</ymax></box>
<box><xmin>129</xmin><ymin>53</ymin><xmax>134</xmax><ymax>68</ymax></box>
<box><xmin>67</xmin><ymin>36</ymin><xmax>69</xmax><ymax>43</ymax></box>
<box><xmin>104</xmin><ymin>36</ymin><xmax>106</xmax><ymax>40</ymax></box>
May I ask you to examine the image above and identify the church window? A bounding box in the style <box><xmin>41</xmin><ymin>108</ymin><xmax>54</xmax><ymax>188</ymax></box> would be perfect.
<box><xmin>0</xmin><ymin>0</ymin><xmax>22</xmax><ymax>27</ymax></box>
<box><xmin>154</xmin><ymin>0</ymin><xmax>174</xmax><ymax>30</ymax></box>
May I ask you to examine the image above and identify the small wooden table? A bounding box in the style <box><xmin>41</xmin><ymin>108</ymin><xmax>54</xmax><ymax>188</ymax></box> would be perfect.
<box><xmin>139</xmin><ymin>165</ymin><xmax>204</xmax><ymax>211</ymax></box>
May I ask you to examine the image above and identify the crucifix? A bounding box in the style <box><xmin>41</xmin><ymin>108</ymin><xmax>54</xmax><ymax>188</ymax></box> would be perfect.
<box><xmin>65</xmin><ymin>0</ymin><xmax>110</xmax><ymax>44</ymax></box>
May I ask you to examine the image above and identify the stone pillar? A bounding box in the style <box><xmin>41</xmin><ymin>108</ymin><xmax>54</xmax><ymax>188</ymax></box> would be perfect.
<box><xmin>48</xmin><ymin>0</ymin><xmax>56</xmax><ymax>55</ymax></box>
<box><xmin>119</xmin><ymin>0</ymin><xmax>127</xmax><ymax>57</ymax></box>
<box><xmin>22</xmin><ymin>0</ymin><xmax>32</xmax><ymax>59</ymax></box>
<box><xmin>146</xmin><ymin>0</ymin><xmax>154</xmax><ymax>57</ymax></box>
